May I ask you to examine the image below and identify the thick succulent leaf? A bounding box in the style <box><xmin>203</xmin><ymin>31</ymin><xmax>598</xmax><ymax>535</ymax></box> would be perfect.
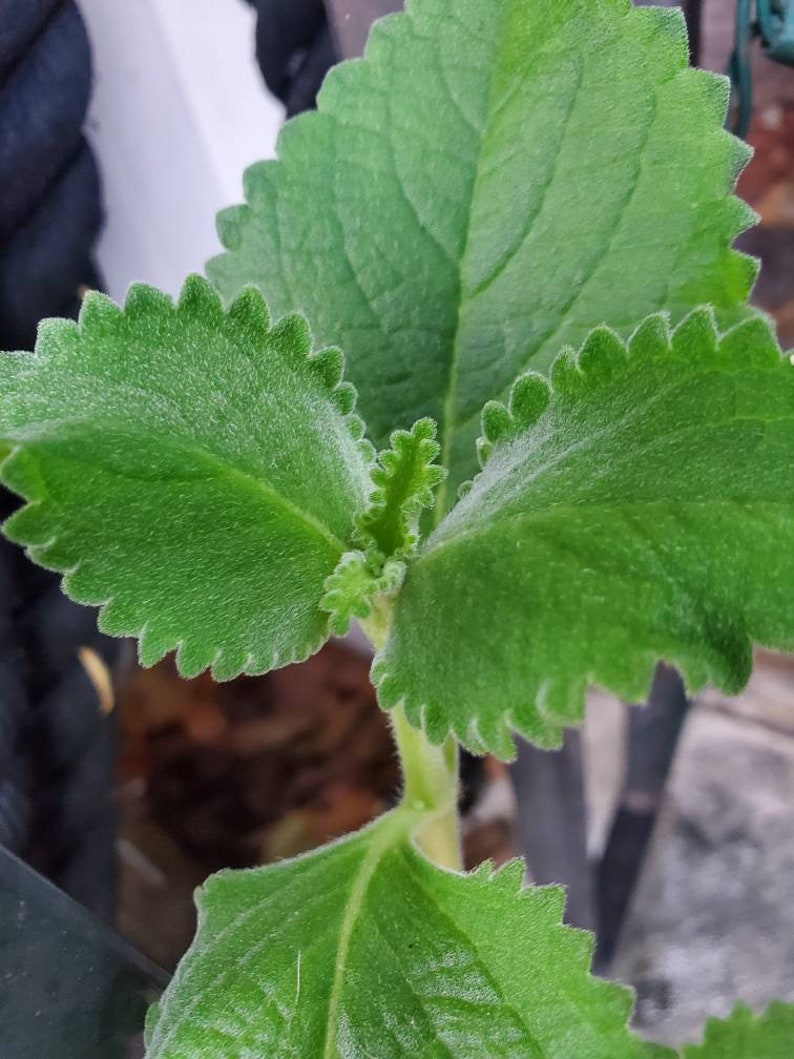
<box><xmin>357</xmin><ymin>417</ymin><xmax>446</xmax><ymax>560</ymax></box>
<box><xmin>208</xmin><ymin>0</ymin><xmax>755</xmax><ymax>506</ymax></box>
<box><xmin>145</xmin><ymin>810</ymin><xmax>670</xmax><ymax>1058</ymax></box>
<box><xmin>683</xmin><ymin>1003</ymin><xmax>794</xmax><ymax>1058</ymax></box>
<box><xmin>373</xmin><ymin>311</ymin><xmax>794</xmax><ymax>757</ymax></box>
<box><xmin>0</xmin><ymin>277</ymin><xmax>373</xmax><ymax>678</ymax></box>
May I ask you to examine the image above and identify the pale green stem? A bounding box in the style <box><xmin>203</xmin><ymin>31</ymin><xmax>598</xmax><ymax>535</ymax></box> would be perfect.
<box><xmin>361</xmin><ymin>604</ymin><xmax>462</xmax><ymax>872</ymax></box>
<box><xmin>391</xmin><ymin>705</ymin><xmax>461</xmax><ymax>871</ymax></box>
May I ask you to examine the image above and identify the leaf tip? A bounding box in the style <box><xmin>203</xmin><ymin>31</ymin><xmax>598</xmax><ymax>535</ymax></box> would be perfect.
<box><xmin>671</xmin><ymin>306</ymin><xmax>719</xmax><ymax>361</ymax></box>
<box><xmin>308</xmin><ymin>345</ymin><xmax>345</xmax><ymax>391</ymax></box>
<box><xmin>227</xmin><ymin>285</ymin><xmax>273</xmax><ymax>337</ymax></box>
<box><xmin>177</xmin><ymin>274</ymin><xmax>224</xmax><ymax>319</ymax></box>
<box><xmin>124</xmin><ymin>282</ymin><xmax>174</xmax><ymax>319</ymax></box>
<box><xmin>357</xmin><ymin>416</ymin><xmax>445</xmax><ymax>561</ymax></box>
<box><xmin>550</xmin><ymin>346</ymin><xmax>586</xmax><ymax>398</ymax></box>
<box><xmin>628</xmin><ymin>312</ymin><xmax>672</xmax><ymax>359</ymax></box>
<box><xmin>577</xmin><ymin>327</ymin><xmax>628</xmax><ymax>383</ymax></box>
<box><xmin>509</xmin><ymin>372</ymin><xmax>551</xmax><ymax>431</ymax></box>
<box><xmin>481</xmin><ymin>401</ymin><xmax>513</xmax><ymax>447</ymax></box>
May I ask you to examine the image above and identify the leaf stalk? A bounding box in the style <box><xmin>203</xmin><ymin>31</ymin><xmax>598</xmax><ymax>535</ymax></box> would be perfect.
<box><xmin>361</xmin><ymin>602</ymin><xmax>462</xmax><ymax>872</ymax></box>
<box><xmin>391</xmin><ymin>705</ymin><xmax>461</xmax><ymax>871</ymax></box>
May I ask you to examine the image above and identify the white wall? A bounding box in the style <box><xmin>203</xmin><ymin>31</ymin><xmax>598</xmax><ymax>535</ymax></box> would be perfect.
<box><xmin>78</xmin><ymin>0</ymin><xmax>284</xmax><ymax>300</ymax></box>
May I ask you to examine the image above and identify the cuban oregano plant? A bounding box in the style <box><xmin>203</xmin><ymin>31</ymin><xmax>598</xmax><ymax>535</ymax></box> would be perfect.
<box><xmin>1</xmin><ymin>0</ymin><xmax>792</xmax><ymax>1055</ymax></box>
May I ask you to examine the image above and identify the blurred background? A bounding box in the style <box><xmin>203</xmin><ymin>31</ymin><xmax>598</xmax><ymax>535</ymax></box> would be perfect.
<box><xmin>0</xmin><ymin>1</ymin><xmax>792</xmax><ymax>1054</ymax></box>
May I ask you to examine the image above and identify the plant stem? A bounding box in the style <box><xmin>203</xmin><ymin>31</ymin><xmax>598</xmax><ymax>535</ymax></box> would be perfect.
<box><xmin>361</xmin><ymin>603</ymin><xmax>462</xmax><ymax>872</ymax></box>
<box><xmin>391</xmin><ymin>705</ymin><xmax>461</xmax><ymax>871</ymax></box>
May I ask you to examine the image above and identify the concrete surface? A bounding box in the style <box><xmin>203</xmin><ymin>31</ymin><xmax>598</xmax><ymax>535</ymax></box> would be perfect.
<box><xmin>612</xmin><ymin>697</ymin><xmax>794</xmax><ymax>1046</ymax></box>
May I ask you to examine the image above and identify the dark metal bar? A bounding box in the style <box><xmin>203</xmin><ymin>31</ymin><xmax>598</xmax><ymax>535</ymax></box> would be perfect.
<box><xmin>594</xmin><ymin>664</ymin><xmax>692</xmax><ymax>970</ymax></box>
<box><xmin>683</xmin><ymin>0</ymin><xmax>703</xmax><ymax>66</ymax></box>
<box><xmin>510</xmin><ymin>731</ymin><xmax>596</xmax><ymax>932</ymax></box>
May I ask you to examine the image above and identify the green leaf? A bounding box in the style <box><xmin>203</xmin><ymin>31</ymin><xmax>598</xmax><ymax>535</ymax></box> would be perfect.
<box><xmin>0</xmin><ymin>277</ymin><xmax>373</xmax><ymax>679</ymax></box>
<box><xmin>320</xmin><ymin>419</ymin><xmax>443</xmax><ymax>635</ymax></box>
<box><xmin>208</xmin><ymin>0</ymin><xmax>755</xmax><ymax>507</ymax></box>
<box><xmin>373</xmin><ymin>311</ymin><xmax>794</xmax><ymax>758</ymax></box>
<box><xmin>357</xmin><ymin>417</ymin><xmax>446</xmax><ymax>560</ymax></box>
<box><xmin>683</xmin><ymin>1003</ymin><xmax>794</xmax><ymax>1058</ymax></box>
<box><xmin>321</xmin><ymin>550</ymin><xmax>405</xmax><ymax>635</ymax></box>
<box><xmin>145</xmin><ymin>810</ymin><xmax>670</xmax><ymax>1058</ymax></box>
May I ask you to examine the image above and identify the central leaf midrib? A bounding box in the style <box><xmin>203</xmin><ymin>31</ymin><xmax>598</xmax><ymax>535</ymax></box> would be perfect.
<box><xmin>209</xmin><ymin>451</ymin><xmax>349</xmax><ymax>555</ymax></box>
<box><xmin>46</xmin><ymin>421</ymin><xmax>349</xmax><ymax>556</ymax></box>
<box><xmin>421</xmin><ymin>496</ymin><xmax>793</xmax><ymax>567</ymax></box>
<box><xmin>434</xmin><ymin>1</ymin><xmax>519</xmax><ymax>521</ymax></box>
<box><xmin>406</xmin><ymin>864</ymin><xmax>546</xmax><ymax>1057</ymax></box>
<box><xmin>322</xmin><ymin>811</ymin><xmax>411</xmax><ymax>1058</ymax></box>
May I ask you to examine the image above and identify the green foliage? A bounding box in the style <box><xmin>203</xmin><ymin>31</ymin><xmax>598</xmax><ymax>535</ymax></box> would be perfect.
<box><xmin>321</xmin><ymin>550</ymin><xmax>405</xmax><ymax>635</ymax></box>
<box><xmin>145</xmin><ymin>809</ymin><xmax>670</xmax><ymax>1059</ymax></box>
<box><xmin>0</xmin><ymin>276</ymin><xmax>373</xmax><ymax>678</ymax></box>
<box><xmin>0</xmin><ymin>0</ymin><xmax>788</xmax><ymax>1054</ymax></box>
<box><xmin>321</xmin><ymin>418</ymin><xmax>445</xmax><ymax>634</ymax></box>
<box><xmin>208</xmin><ymin>0</ymin><xmax>755</xmax><ymax>506</ymax></box>
<box><xmin>357</xmin><ymin>417</ymin><xmax>446</xmax><ymax>560</ymax></box>
<box><xmin>684</xmin><ymin>1003</ymin><xmax>794</xmax><ymax>1058</ymax></box>
<box><xmin>374</xmin><ymin>312</ymin><xmax>794</xmax><ymax>757</ymax></box>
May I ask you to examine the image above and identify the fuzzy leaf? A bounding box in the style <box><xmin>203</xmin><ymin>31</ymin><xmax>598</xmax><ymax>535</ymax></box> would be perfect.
<box><xmin>321</xmin><ymin>550</ymin><xmax>405</xmax><ymax>635</ymax></box>
<box><xmin>208</xmin><ymin>0</ymin><xmax>755</xmax><ymax>507</ymax></box>
<box><xmin>357</xmin><ymin>417</ymin><xmax>446</xmax><ymax>559</ymax></box>
<box><xmin>145</xmin><ymin>811</ymin><xmax>670</xmax><ymax>1058</ymax></box>
<box><xmin>0</xmin><ymin>277</ymin><xmax>373</xmax><ymax>678</ymax></box>
<box><xmin>683</xmin><ymin>1003</ymin><xmax>794</xmax><ymax>1058</ymax></box>
<box><xmin>373</xmin><ymin>311</ymin><xmax>794</xmax><ymax>757</ymax></box>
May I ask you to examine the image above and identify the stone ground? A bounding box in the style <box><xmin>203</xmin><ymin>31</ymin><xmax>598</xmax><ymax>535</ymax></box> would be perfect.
<box><xmin>603</xmin><ymin>659</ymin><xmax>794</xmax><ymax>1045</ymax></box>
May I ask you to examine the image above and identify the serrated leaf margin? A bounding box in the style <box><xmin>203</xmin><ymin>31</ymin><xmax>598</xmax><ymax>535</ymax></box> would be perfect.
<box><xmin>372</xmin><ymin>307</ymin><xmax>788</xmax><ymax>758</ymax></box>
<box><xmin>356</xmin><ymin>417</ymin><xmax>446</xmax><ymax>561</ymax></box>
<box><xmin>0</xmin><ymin>276</ymin><xmax>376</xmax><ymax>681</ymax></box>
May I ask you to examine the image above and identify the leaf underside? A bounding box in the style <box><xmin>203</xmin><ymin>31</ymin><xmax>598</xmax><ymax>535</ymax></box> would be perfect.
<box><xmin>145</xmin><ymin>811</ymin><xmax>670</xmax><ymax>1059</ymax></box>
<box><xmin>683</xmin><ymin>1003</ymin><xmax>794</xmax><ymax>1058</ymax></box>
<box><xmin>208</xmin><ymin>0</ymin><xmax>756</xmax><ymax>509</ymax></box>
<box><xmin>373</xmin><ymin>311</ymin><xmax>794</xmax><ymax>758</ymax></box>
<box><xmin>0</xmin><ymin>277</ymin><xmax>373</xmax><ymax>679</ymax></box>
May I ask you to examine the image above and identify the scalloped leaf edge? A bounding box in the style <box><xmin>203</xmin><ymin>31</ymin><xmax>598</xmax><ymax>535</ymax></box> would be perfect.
<box><xmin>208</xmin><ymin>0</ymin><xmax>760</xmax><ymax>467</ymax></box>
<box><xmin>145</xmin><ymin>807</ymin><xmax>671</xmax><ymax>1057</ymax></box>
<box><xmin>0</xmin><ymin>276</ymin><xmax>376</xmax><ymax>682</ymax></box>
<box><xmin>356</xmin><ymin>417</ymin><xmax>446</xmax><ymax>561</ymax></box>
<box><xmin>470</xmin><ymin>305</ymin><xmax>780</xmax><ymax>478</ymax></box>
<box><xmin>373</xmin><ymin>307</ymin><xmax>787</xmax><ymax>759</ymax></box>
